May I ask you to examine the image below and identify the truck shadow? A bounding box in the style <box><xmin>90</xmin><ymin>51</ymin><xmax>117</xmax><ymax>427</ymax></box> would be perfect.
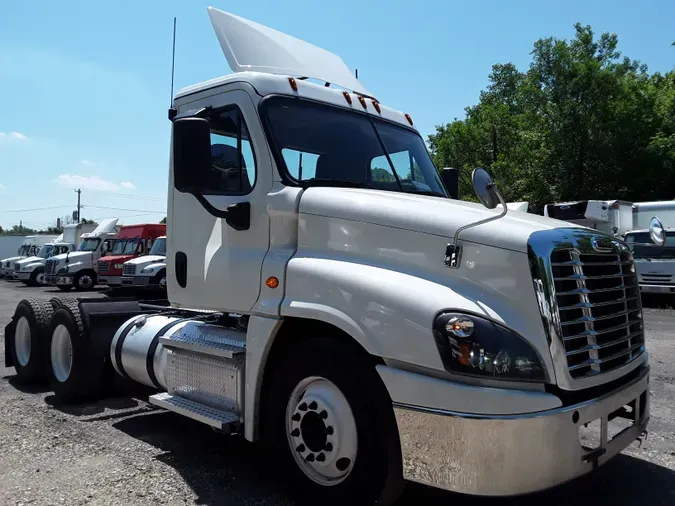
<box><xmin>112</xmin><ymin>409</ymin><xmax>675</xmax><ymax>506</ymax></box>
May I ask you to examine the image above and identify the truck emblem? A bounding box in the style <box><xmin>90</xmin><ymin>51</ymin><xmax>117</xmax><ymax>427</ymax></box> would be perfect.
<box><xmin>590</xmin><ymin>236</ymin><xmax>616</xmax><ymax>253</ymax></box>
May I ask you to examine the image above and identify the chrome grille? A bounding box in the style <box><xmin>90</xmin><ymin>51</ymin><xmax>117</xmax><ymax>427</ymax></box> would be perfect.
<box><xmin>551</xmin><ymin>249</ymin><xmax>644</xmax><ymax>379</ymax></box>
<box><xmin>123</xmin><ymin>264</ymin><xmax>136</xmax><ymax>276</ymax></box>
<box><xmin>45</xmin><ymin>259</ymin><xmax>58</xmax><ymax>275</ymax></box>
<box><xmin>639</xmin><ymin>272</ymin><xmax>672</xmax><ymax>285</ymax></box>
<box><xmin>14</xmin><ymin>263</ymin><xmax>21</xmax><ymax>271</ymax></box>
<box><xmin>97</xmin><ymin>261</ymin><xmax>110</xmax><ymax>273</ymax></box>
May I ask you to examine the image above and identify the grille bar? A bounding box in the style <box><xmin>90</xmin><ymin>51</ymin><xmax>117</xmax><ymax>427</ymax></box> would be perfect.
<box><xmin>559</xmin><ymin>307</ymin><xmax>640</xmax><ymax>326</ymax></box>
<box><xmin>563</xmin><ymin>320</ymin><xmax>638</xmax><ymax>342</ymax></box>
<box><xmin>556</xmin><ymin>283</ymin><xmax>638</xmax><ymax>296</ymax></box>
<box><xmin>565</xmin><ymin>330</ymin><xmax>643</xmax><ymax>356</ymax></box>
<box><xmin>554</xmin><ymin>272</ymin><xmax>634</xmax><ymax>281</ymax></box>
<box><xmin>567</xmin><ymin>342</ymin><xmax>645</xmax><ymax>371</ymax></box>
<box><xmin>551</xmin><ymin>260</ymin><xmax>632</xmax><ymax>267</ymax></box>
<box><xmin>558</xmin><ymin>296</ymin><xmax>640</xmax><ymax>311</ymax></box>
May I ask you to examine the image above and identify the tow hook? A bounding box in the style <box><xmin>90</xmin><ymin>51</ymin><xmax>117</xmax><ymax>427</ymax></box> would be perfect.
<box><xmin>636</xmin><ymin>429</ymin><xmax>649</xmax><ymax>448</ymax></box>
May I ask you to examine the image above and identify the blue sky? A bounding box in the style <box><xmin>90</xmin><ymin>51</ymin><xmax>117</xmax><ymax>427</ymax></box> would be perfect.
<box><xmin>1</xmin><ymin>0</ymin><xmax>673</xmax><ymax>230</ymax></box>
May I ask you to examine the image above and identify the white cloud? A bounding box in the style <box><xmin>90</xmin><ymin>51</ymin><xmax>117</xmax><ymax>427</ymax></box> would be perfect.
<box><xmin>0</xmin><ymin>183</ymin><xmax>6</xmax><ymax>192</ymax></box>
<box><xmin>55</xmin><ymin>174</ymin><xmax>136</xmax><ymax>193</ymax></box>
<box><xmin>80</xmin><ymin>160</ymin><xmax>96</xmax><ymax>167</ymax></box>
<box><xmin>0</xmin><ymin>131</ymin><xmax>28</xmax><ymax>140</ymax></box>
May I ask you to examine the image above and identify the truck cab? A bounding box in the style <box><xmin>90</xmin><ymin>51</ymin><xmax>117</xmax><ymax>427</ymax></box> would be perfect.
<box><xmin>544</xmin><ymin>199</ymin><xmax>634</xmax><ymax>237</ymax></box>
<box><xmin>13</xmin><ymin>238</ymin><xmax>73</xmax><ymax>286</ymax></box>
<box><xmin>44</xmin><ymin>218</ymin><xmax>120</xmax><ymax>291</ymax></box>
<box><xmin>1</xmin><ymin>235</ymin><xmax>58</xmax><ymax>278</ymax></box>
<box><xmin>3</xmin><ymin>8</ymin><xmax>653</xmax><ymax>505</ymax></box>
<box><xmin>96</xmin><ymin>224</ymin><xmax>166</xmax><ymax>288</ymax></box>
<box><xmin>120</xmin><ymin>235</ymin><xmax>167</xmax><ymax>289</ymax></box>
<box><xmin>625</xmin><ymin>228</ymin><xmax>675</xmax><ymax>294</ymax></box>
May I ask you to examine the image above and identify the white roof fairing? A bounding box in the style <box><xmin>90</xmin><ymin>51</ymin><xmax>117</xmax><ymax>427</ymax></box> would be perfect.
<box><xmin>207</xmin><ymin>7</ymin><xmax>370</xmax><ymax>96</ymax></box>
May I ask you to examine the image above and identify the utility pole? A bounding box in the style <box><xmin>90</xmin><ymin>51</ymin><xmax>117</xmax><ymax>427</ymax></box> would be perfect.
<box><xmin>75</xmin><ymin>188</ymin><xmax>81</xmax><ymax>223</ymax></box>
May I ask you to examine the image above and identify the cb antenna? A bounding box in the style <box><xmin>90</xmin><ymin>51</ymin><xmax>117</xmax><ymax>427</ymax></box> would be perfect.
<box><xmin>169</xmin><ymin>16</ymin><xmax>177</xmax><ymax>106</ymax></box>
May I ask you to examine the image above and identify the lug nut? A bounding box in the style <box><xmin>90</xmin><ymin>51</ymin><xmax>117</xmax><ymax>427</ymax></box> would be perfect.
<box><xmin>320</xmin><ymin>410</ymin><xmax>328</xmax><ymax>419</ymax></box>
<box><xmin>291</xmin><ymin>428</ymin><xmax>300</xmax><ymax>437</ymax></box>
<box><xmin>298</xmin><ymin>402</ymin><xmax>308</xmax><ymax>412</ymax></box>
<box><xmin>296</xmin><ymin>444</ymin><xmax>305</xmax><ymax>452</ymax></box>
<box><xmin>325</xmin><ymin>426</ymin><xmax>334</xmax><ymax>435</ymax></box>
<box><xmin>308</xmin><ymin>401</ymin><xmax>318</xmax><ymax>410</ymax></box>
<box><xmin>316</xmin><ymin>453</ymin><xmax>326</xmax><ymax>462</ymax></box>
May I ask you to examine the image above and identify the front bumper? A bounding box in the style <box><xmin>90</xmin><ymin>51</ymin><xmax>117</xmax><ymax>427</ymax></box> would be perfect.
<box><xmin>392</xmin><ymin>366</ymin><xmax>649</xmax><ymax>496</ymax></box>
<box><xmin>639</xmin><ymin>284</ymin><xmax>675</xmax><ymax>294</ymax></box>
<box><xmin>13</xmin><ymin>272</ymin><xmax>30</xmax><ymax>281</ymax></box>
<box><xmin>99</xmin><ymin>275</ymin><xmax>122</xmax><ymax>286</ymax></box>
<box><xmin>121</xmin><ymin>275</ymin><xmax>152</xmax><ymax>286</ymax></box>
<box><xmin>55</xmin><ymin>275</ymin><xmax>74</xmax><ymax>286</ymax></box>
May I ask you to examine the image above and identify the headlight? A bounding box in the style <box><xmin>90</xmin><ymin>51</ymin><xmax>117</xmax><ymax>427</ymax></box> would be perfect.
<box><xmin>114</xmin><ymin>263</ymin><xmax>124</xmax><ymax>269</ymax></box>
<box><xmin>433</xmin><ymin>312</ymin><xmax>547</xmax><ymax>382</ymax></box>
<box><xmin>140</xmin><ymin>267</ymin><xmax>156</xmax><ymax>274</ymax></box>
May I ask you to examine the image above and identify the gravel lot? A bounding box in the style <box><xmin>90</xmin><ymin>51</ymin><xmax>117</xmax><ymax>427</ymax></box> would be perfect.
<box><xmin>0</xmin><ymin>281</ymin><xmax>674</xmax><ymax>505</ymax></box>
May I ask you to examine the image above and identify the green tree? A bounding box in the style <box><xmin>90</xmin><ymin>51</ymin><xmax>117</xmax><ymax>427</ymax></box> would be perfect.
<box><xmin>160</xmin><ymin>217</ymin><xmax>167</xmax><ymax>224</ymax></box>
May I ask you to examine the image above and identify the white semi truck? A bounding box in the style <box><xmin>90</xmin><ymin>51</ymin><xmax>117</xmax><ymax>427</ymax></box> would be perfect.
<box><xmin>3</xmin><ymin>8</ymin><xmax>656</xmax><ymax>505</ymax></box>
<box><xmin>0</xmin><ymin>235</ymin><xmax>59</xmax><ymax>278</ymax></box>
<box><xmin>12</xmin><ymin>223</ymin><xmax>97</xmax><ymax>286</ymax></box>
<box><xmin>120</xmin><ymin>235</ymin><xmax>167</xmax><ymax>289</ymax></box>
<box><xmin>544</xmin><ymin>200</ymin><xmax>635</xmax><ymax>237</ymax></box>
<box><xmin>44</xmin><ymin>218</ymin><xmax>119</xmax><ymax>291</ymax></box>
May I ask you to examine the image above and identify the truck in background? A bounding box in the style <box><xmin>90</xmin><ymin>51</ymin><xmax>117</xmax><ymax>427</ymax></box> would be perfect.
<box><xmin>544</xmin><ymin>200</ymin><xmax>634</xmax><ymax>237</ymax></box>
<box><xmin>96</xmin><ymin>224</ymin><xmax>166</xmax><ymax>288</ymax></box>
<box><xmin>625</xmin><ymin>228</ymin><xmax>675</xmax><ymax>294</ymax></box>
<box><xmin>44</xmin><ymin>218</ymin><xmax>120</xmax><ymax>291</ymax></box>
<box><xmin>0</xmin><ymin>235</ymin><xmax>59</xmax><ymax>278</ymax></box>
<box><xmin>120</xmin><ymin>235</ymin><xmax>167</xmax><ymax>290</ymax></box>
<box><xmin>2</xmin><ymin>9</ymin><xmax>654</xmax><ymax>505</ymax></box>
<box><xmin>12</xmin><ymin>223</ymin><xmax>97</xmax><ymax>286</ymax></box>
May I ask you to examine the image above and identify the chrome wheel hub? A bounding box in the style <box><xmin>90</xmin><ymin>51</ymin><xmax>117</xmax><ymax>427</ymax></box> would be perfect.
<box><xmin>51</xmin><ymin>324</ymin><xmax>73</xmax><ymax>382</ymax></box>
<box><xmin>78</xmin><ymin>275</ymin><xmax>93</xmax><ymax>289</ymax></box>
<box><xmin>285</xmin><ymin>376</ymin><xmax>357</xmax><ymax>486</ymax></box>
<box><xmin>36</xmin><ymin>272</ymin><xmax>45</xmax><ymax>284</ymax></box>
<box><xmin>15</xmin><ymin>316</ymin><xmax>31</xmax><ymax>366</ymax></box>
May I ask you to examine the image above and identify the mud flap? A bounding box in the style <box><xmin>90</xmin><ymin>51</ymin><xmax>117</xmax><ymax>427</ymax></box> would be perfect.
<box><xmin>4</xmin><ymin>318</ymin><xmax>16</xmax><ymax>367</ymax></box>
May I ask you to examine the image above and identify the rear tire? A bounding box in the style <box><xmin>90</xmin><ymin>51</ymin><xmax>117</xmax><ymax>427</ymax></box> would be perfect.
<box><xmin>9</xmin><ymin>299</ymin><xmax>54</xmax><ymax>382</ymax></box>
<box><xmin>46</xmin><ymin>301</ymin><xmax>104</xmax><ymax>403</ymax></box>
<box><xmin>262</xmin><ymin>337</ymin><xmax>404</xmax><ymax>506</ymax></box>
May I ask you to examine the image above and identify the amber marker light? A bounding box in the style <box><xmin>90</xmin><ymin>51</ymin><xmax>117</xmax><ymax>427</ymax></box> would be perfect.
<box><xmin>266</xmin><ymin>277</ymin><xmax>279</xmax><ymax>289</ymax></box>
<box><xmin>288</xmin><ymin>77</ymin><xmax>298</xmax><ymax>91</ymax></box>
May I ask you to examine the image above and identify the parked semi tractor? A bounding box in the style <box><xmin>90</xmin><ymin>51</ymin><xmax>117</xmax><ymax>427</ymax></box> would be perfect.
<box><xmin>12</xmin><ymin>223</ymin><xmax>97</xmax><ymax>286</ymax></box>
<box><xmin>0</xmin><ymin>235</ymin><xmax>59</xmax><ymax>278</ymax></box>
<box><xmin>3</xmin><ymin>9</ymin><xmax>657</xmax><ymax>505</ymax></box>
<box><xmin>44</xmin><ymin>218</ymin><xmax>120</xmax><ymax>291</ymax></box>
<box><xmin>96</xmin><ymin>224</ymin><xmax>166</xmax><ymax>288</ymax></box>
<box><xmin>121</xmin><ymin>235</ymin><xmax>167</xmax><ymax>289</ymax></box>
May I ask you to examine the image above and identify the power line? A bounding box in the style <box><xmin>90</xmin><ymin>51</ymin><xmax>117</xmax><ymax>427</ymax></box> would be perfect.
<box><xmin>0</xmin><ymin>205</ymin><xmax>73</xmax><ymax>213</ymax></box>
<box><xmin>86</xmin><ymin>188</ymin><xmax>166</xmax><ymax>202</ymax></box>
<box><xmin>85</xmin><ymin>205</ymin><xmax>165</xmax><ymax>213</ymax></box>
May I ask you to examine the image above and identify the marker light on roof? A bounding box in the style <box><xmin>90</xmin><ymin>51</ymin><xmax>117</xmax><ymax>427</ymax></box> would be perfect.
<box><xmin>405</xmin><ymin>113</ymin><xmax>413</xmax><ymax>126</ymax></box>
<box><xmin>358</xmin><ymin>96</ymin><xmax>367</xmax><ymax>109</ymax></box>
<box><xmin>288</xmin><ymin>77</ymin><xmax>298</xmax><ymax>92</ymax></box>
<box><xmin>372</xmin><ymin>100</ymin><xmax>381</xmax><ymax>113</ymax></box>
<box><xmin>343</xmin><ymin>91</ymin><xmax>352</xmax><ymax>105</ymax></box>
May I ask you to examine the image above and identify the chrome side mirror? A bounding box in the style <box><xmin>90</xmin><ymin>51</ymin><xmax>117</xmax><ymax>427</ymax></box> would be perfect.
<box><xmin>472</xmin><ymin>168</ymin><xmax>501</xmax><ymax>209</ymax></box>
<box><xmin>649</xmin><ymin>216</ymin><xmax>666</xmax><ymax>247</ymax></box>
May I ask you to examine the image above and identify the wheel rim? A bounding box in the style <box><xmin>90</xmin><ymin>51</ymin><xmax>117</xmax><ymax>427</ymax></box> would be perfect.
<box><xmin>15</xmin><ymin>316</ymin><xmax>31</xmax><ymax>367</ymax></box>
<box><xmin>285</xmin><ymin>376</ymin><xmax>357</xmax><ymax>486</ymax></box>
<box><xmin>36</xmin><ymin>272</ymin><xmax>45</xmax><ymax>284</ymax></box>
<box><xmin>78</xmin><ymin>275</ymin><xmax>93</xmax><ymax>289</ymax></box>
<box><xmin>51</xmin><ymin>324</ymin><xmax>73</xmax><ymax>382</ymax></box>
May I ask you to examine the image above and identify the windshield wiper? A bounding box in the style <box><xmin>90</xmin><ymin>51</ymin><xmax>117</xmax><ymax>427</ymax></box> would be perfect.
<box><xmin>300</xmin><ymin>178</ymin><xmax>374</xmax><ymax>190</ymax></box>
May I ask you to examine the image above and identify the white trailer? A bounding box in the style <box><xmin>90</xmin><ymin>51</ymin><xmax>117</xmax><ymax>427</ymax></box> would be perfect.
<box><xmin>3</xmin><ymin>8</ymin><xmax>651</xmax><ymax>505</ymax></box>
<box><xmin>544</xmin><ymin>200</ymin><xmax>634</xmax><ymax>237</ymax></box>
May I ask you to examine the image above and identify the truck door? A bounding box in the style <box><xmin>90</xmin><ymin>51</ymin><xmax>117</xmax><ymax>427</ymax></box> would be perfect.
<box><xmin>169</xmin><ymin>89</ymin><xmax>272</xmax><ymax>312</ymax></box>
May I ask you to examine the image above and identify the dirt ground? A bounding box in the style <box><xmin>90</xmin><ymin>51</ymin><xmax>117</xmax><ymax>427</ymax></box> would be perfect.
<box><xmin>0</xmin><ymin>281</ymin><xmax>674</xmax><ymax>505</ymax></box>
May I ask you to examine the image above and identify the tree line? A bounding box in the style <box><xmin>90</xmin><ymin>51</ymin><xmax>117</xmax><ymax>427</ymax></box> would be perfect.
<box><xmin>429</xmin><ymin>24</ymin><xmax>675</xmax><ymax>213</ymax></box>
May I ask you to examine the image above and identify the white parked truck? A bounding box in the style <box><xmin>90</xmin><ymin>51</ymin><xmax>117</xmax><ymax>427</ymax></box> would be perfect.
<box><xmin>12</xmin><ymin>223</ymin><xmax>97</xmax><ymax>286</ymax></box>
<box><xmin>544</xmin><ymin>200</ymin><xmax>634</xmax><ymax>237</ymax></box>
<box><xmin>3</xmin><ymin>8</ymin><xmax>653</xmax><ymax>505</ymax></box>
<box><xmin>44</xmin><ymin>218</ymin><xmax>119</xmax><ymax>291</ymax></box>
<box><xmin>0</xmin><ymin>235</ymin><xmax>59</xmax><ymax>278</ymax></box>
<box><xmin>120</xmin><ymin>236</ymin><xmax>167</xmax><ymax>289</ymax></box>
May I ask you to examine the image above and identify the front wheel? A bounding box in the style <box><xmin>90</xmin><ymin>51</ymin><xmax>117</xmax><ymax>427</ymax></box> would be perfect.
<box><xmin>74</xmin><ymin>271</ymin><xmax>96</xmax><ymax>291</ymax></box>
<box><xmin>27</xmin><ymin>268</ymin><xmax>45</xmax><ymax>287</ymax></box>
<box><xmin>262</xmin><ymin>337</ymin><xmax>404</xmax><ymax>505</ymax></box>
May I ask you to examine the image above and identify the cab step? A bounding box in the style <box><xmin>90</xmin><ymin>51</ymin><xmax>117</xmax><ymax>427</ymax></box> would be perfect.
<box><xmin>160</xmin><ymin>321</ymin><xmax>246</xmax><ymax>358</ymax></box>
<box><xmin>148</xmin><ymin>392</ymin><xmax>240</xmax><ymax>430</ymax></box>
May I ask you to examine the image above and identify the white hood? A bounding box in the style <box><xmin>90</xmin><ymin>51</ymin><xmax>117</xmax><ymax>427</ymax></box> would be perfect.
<box><xmin>126</xmin><ymin>255</ymin><xmax>166</xmax><ymax>266</ymax></box>
<box><xmin>2</xmin><ymin>256</ymin><xmax>23</xmax><ymax>264</ymax></box>
<box><xmin>299</xmin><ymin>188</ymin><xmax>576</xmax><ymax>253</ymax></box>
<box><xmin>50</xmin><ymin>251</ymin><xmax>93</xmax><ymax>264</ymax></box>
<box><xmin>15</xmin><ymin>256</ymin><xmax>44</xmax><ymax>267</ymax></box>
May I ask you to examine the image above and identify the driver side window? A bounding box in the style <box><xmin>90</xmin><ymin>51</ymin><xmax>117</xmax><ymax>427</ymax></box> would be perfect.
<box><xmin>207</xmin><ymin>107</ymin><xmax>257</xmax><ymax>194</ymax></box>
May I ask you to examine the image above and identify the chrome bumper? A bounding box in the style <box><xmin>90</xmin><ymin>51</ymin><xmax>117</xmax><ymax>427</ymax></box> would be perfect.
<box><xmin>56</xmin><ymin>275</ymin><xmax>73</xmax><ymax>286</ymax></box>
<box><xmin>639</xmin><ymin>284</ymin><xmax>675</xmax><ymax>294</ymax></box>
<box><xmin>99</xmin><ymin>275</ymin><xmax>122</xmax><ymax>286</ymax></box>
<box><xmin>393</xmin><ymin>366</ymin><xmax>649</xmax><ymax>496</ymax></box>
<box><xmin>13</xmin><ymin>272</ymin><xmax>30</xmax><ymax>281</ymax></box>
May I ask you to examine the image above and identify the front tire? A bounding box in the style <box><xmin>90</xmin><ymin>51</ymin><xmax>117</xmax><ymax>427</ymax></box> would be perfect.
<box><xmin>27</xmin><ymin>267</ymin><xmax>45</xmax><ymax>287</ymax></box>
<box><xmin>262</xmin><ymin>337</ymin><xmax>404</xmax><ymax>506</ymax></box>
<box><xmin>74</xmin><ymin>271</ymin><xmax>96</xmax><ymax>291</ymax></box>
<box><xmin>46</xmin><ymin>301</ymin><xmax>104</xmax><ymax>403</ymax></box>
<box><xmin>9</xmin><ymin>299</ymin><xmax>54</xmax><ymax>382</ymax></box>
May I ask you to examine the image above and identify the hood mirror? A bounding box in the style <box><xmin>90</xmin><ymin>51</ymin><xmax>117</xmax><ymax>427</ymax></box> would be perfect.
<box><xmin>649</xmin><ymin>216</ymin><xmax>666</xmax><ymax>247</ymax></box>
<box><xmin>472</xmin><ymin>167</ymin><xmax>501</xmax><ymax>209</ymax></box>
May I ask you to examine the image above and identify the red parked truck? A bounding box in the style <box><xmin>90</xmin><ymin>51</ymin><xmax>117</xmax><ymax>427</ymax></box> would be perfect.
<box><xmin>96</xmin><ymin>224</ymin><xmax>166</xmax><ymax>288</ymax></box>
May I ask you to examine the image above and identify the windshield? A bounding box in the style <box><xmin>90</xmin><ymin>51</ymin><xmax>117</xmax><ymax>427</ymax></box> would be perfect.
<box><xmin>79</xmin><ymin>238</ymin><xmax>101</xmax><ymax>252</ymax></box>
<box><xmin>625</xmin><ymin>232</ymin><xmax>675</xmax><ymax>259</ymax></box>
<box><xmin>52</xmin><ymin>245</ymin><xmax>70</xmax><ymax>256</ymax></box>
<box><xmin>111</xmin><ymin>239</ymin><xmax>127</xmax><ymax>255</ymax></box>
<box><xmin>123</xmin><ymin>238</ymin><xmax>139</xmax><ymax>255</ymax></box>
<box><xmin>18</xmin><ymin>244</ymin><xmax>31</xmax><ymax>256</ymax></box>
<box><xmin>262</xmin><ymin>97</ymin><xmax>447</xmax><ymax>196</ymax></box>
<box><xmin>37</xmin><ymin>245</ymin><xmax>54</xmax><ymax>258</ymax></box>
<box><xmin>150</xmin><ymin>237</ymin><xmax>166</xmax><ymax>256</ymax></box>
